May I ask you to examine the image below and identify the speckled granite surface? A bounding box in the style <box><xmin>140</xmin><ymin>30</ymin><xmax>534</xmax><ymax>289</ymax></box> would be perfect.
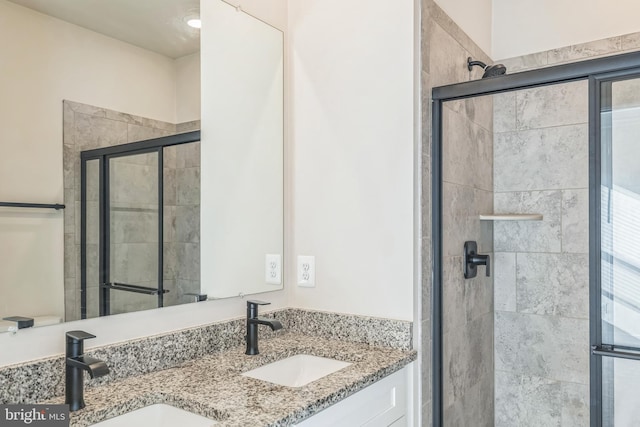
<box><xmin>55</xmin><ymin>332</ymin><xmax>416</xmax><ymax>427</ymax></box>
<box><xmin>0</xmin><ymin>308</ymin><xmax>413</xmax><ymax>407</ymax></box>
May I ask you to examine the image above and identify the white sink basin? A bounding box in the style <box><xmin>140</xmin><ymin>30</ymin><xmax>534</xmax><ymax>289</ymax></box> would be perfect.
<box><xmin>91</xmin><ymin>404</ymin><xmax>216</xmax><ymax>427</ymax></box>
<box><xmin>242</xmin><ymin>354</ymin><xmax>351</xmax><ymax>387</ymax></box>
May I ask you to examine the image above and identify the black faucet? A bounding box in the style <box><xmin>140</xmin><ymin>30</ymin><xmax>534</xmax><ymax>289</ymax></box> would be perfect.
<box><xmin>65</xmin><ymin>331</ymin><xmax>110</xmax><ymax>411</ymax></box>
<box><xmin>245</xmin><ymin>300</ymin><xmax>283</xmax><ymax>355</ymax></box>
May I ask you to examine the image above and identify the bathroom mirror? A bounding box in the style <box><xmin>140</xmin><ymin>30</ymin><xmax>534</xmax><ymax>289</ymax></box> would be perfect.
<box><xmin>0</xmin><ymin>0</ymin><xmax>284</xmax><ymax>331</ymax></box>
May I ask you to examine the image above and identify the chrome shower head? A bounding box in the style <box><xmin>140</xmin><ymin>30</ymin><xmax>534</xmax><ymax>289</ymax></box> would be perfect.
<box><xmin>467</xmin><ymin>57</ymin><xmax>507</xmax><ymax>79</ymax></box>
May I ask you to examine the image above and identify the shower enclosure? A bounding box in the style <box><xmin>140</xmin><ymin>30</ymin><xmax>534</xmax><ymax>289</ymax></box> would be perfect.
<box><xmin>80</xmin><ymin>132</ymin><xmax>201</xmax><ymax>318</ymax></box>
<box><xmin>432</xmin><ymin>52</ymin><xmax>640</xmax><ymax>426</ymax></box>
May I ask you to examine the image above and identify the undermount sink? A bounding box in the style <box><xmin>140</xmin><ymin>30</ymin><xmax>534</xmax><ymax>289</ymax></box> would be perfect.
<box><xmin>242</xmin><ymin>354</ymin><xmax>352</xmax><ymax>387</ymax></box>
<box><xmin>90</xmin><ymin>404</ymin><xmax>216</xmax><ymax>427</ymax></box>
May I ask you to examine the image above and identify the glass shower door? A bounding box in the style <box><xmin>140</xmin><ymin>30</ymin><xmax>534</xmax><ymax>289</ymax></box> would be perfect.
<box><xmin>102</xmin><ymin>150</ymin><xmax>163</xmax><ymax>315</ymax></box>
<box><xmin>594</xmin><ymin>73</ymin><xmax>640</xmax><ymax>426</ymax></box>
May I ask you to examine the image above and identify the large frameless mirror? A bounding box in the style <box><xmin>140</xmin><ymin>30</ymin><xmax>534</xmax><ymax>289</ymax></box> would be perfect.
<box><xmin>0</xmin><ymin>0</ymin><xmax>284</xmax><ymax>331</ymax></box>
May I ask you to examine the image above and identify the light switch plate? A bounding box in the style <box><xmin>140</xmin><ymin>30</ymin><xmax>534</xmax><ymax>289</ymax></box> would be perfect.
<box><xmin>297</xmin><ymin>256</ymin><xmax>315</xmax><ymax>287</ymax></box>
<box><xmin>265</xmin><ymin>254</ymin><xmax>282</xmax><ymax>285</ymax></box>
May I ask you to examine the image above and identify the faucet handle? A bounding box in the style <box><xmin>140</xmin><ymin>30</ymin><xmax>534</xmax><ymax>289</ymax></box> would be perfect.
<box><xmin>66</xmin><ymin>330</ymin><xmax>96</xmax><ymax>343</ymax></box>
<box><xmin>247</xmin><ymin>300</ymin><xmax>270</xmax><ymax>307</ymax></box>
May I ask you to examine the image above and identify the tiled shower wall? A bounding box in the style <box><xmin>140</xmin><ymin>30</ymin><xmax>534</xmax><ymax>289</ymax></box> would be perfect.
<box><xmin>492</xmin><ymin>82</ymin><xmax>590</xmax><ymax>427</ymax></box>
<box><xmin>420</xmin><ymin>1</ymin><xmax>495</xmax><ymax>424</ymax></box>
<box><xmin>63</xmin><ymin>101</ymin><xmax>200</xmax><ymax>321</ymax></box>
<box><xmin>491</xmin><ymin>32</ymin><xmax>640</xmax><ymax>426</ymax></box>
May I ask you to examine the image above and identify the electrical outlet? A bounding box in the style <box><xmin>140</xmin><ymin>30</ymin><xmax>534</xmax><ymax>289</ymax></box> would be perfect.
<box><xmin>265</xmin><ymin>254</ymin><xmax>281</xmax><ymax>285</ymax></box>
<box><xmin>297</xmin><ymin>256</ymin><xmax>315</xmax><ymax>287</ymax></box>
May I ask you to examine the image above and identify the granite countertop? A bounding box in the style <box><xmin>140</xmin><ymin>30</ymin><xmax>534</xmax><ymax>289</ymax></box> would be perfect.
<box><xmin>61</xmin><ymin>332</ymin><xmax>417</xmax><ymax>427</ymax></box>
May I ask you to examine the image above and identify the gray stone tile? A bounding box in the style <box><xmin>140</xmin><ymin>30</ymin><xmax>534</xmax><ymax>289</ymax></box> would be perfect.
<box><xmin>64</xmin><ymin>188</ymin><xmax>75</xmax><ymax>234</ymax></box>
<box><xmin>177</xmin><ymin>279</ymin><xmax>201</xmax><ymax>302</ymax></box>
<box><xmin>516</xmin><ymin>81</ymin><xmax>588</xmax><ymax>130</ymax></box>
<box><xmin>175</xmin><ymin>205</ymin><xmax>200</xmax><ymax>243</ymax></box>
<box><xmin>176</xmin><ymin>141</ymin><xmax>201</xmax><ymax>169</ymax></box>
<box><xmin>494</xmin><ymin>124</ymin><xmax>588</xmax><ymax>192</ymax></box>
<box><xmin>443</xmin><ymin>106</ymin><xmax>493</xmax><ymax>191</ymax></box>
<box><xmin>74</xmin><ymin>113</ymin><xmax>127</xmax><ymax>150</ymax></box>
<box><xmin>443</xmin><ymin>313</ymin><xmax>493</xmax><ymax>409</ymax></box>
<box><xmin>494</xmin><ymin>252</ymin><xmax>516</xmax><ymax>311</ymax></box>
<box><xmin>444</xmin><ymin>370</ymin><xmax>493</xmax><ymax>427</ymax></box>
<box><xmin>64</xmin><ymin>233</ymin><xmax>75</xmax><ymax>279</ymax></box>
<box><xmin>110</xmin><ymin>286</ymin><xmax>158</xmax><ymax>315</ymax></box>
<box><xmin>176</xmin><ymin>120</ymin><xmax>201</xmax><ymax>133</ymax></box>
<box><xmin>85</xmin><ymin>285</ymin><xmax>99</xmax><ymax>319</ymax></box>
<box><xmin>127</xmin><ymin>124</ymin><xmax>173</xmax><ymax>143</ymax></box>
<box><xmin>562</xmin><ymin>189</ymin><xmax>589</xmax><ymax>253</ymax></box>
<box><xmin>85</xmin><ymin>244</ymin><xmax>100</xmax><ymax>288</ymax></box>
<box><xmin>443</xmin><ymin>256</ymin><xmax>466</xmax><ymax>335</ymax></box>
<box><xmin>63</xmin><ymin>101</ymin><xmax>75</xmax><ymax>146</ymax></box>
<box><xmin>162</xmin><ymin>279</ymin><xmax>178</xmax><ymax>307</ymax></box>
<box><xmin>83</xmin><ymin>201</ymin><xmax>100</xmax><ymax>245</ymax></box>
<box><xmin>447</xmin><ymin>95</ymin><xmax>493</xmax><ymax>133</ymax></box>
<box><xmin>442</xmin><ymin>183</ymin><xmax>491</xmax><ymax>257</ymax></box>
<box><xmin>138</xmin><ymin>116</ymin><xmax>176</xmax><ymax>133</ymax></box>
<box><xmin>421</xmin><ymin>238</ymin><xmax>432</xmax><ymax>323</ymax></box>
<box><xmin>63</xmin><ymin>144</ymin><xmax>75</xmax><ymax>189</ymax></box>
<box><xmin>495</xmin><ymin>371</ymin><xmax>562</xmax><ymax>427</ymax></box>
<box><xmin>621</xmin><ymin>32</ymin><xmax>640</xmax><ymax>51</ymax></box>
<box><xmin>110</xmin><ymin>243</ymin><xmax>159</xmax><ymax>284</ymax></box>
<box><xmin>163</xmin><ymin>168</ymin><xmax>177</xmax><ymax>206</ymax></box>
<box><xmin>163</xmin><ymin>242</ymin><xmax>178</xmax><ymax>281</ymax></box>
<box><xmin>104</xmin><ymin>109</ymin><xmax>146</xmax><ymax>127</ymax></box>
<box><xmin>164</xmin><ymin>145</ymin><xmax>177</xmax><ymax>169</ymax></box>
<box><xmin>495</xmin><ymin>312</ymin><xmax>589</xmax><ymax>384</ymax></box>
<box><xmin>176</xmin><ymin>168</ymin><xmax>200</xmax><ymax>205</ymax></box>
<box><xmin>493</xmin><ymin>92</ymin><xmax>516</xmax><ymax>133</ymax></box>
<box><xmin>548</xmin><ymin>37</ymin><xmax>621</xmax><ymax>64</ymax></box>
<box><xmin>561</xmin><ymin>381</ymin><xmax>590</xmax><ymax>427</ymax></box>
<box><xmin>428</xmin><ymin>22</ymin><xmax>470</xmax><ymax>87</ymax></box>
<box><xmin>64</xmin><ymin>287</ymin><xmax>79</xmax><ymax>322</ymax></box>
<box><xmin>516</xmin><ymin>253</ymin><xmax>589</xmax><ymax>318</ymax></box>
<box><xmin>67</xmin><ymin>101</ymin><xmax>106</xmax><ymax>117</ymax></box>
<box><xmin>422</xmin><ymin>401</ymin><xmax>432</xmax><ymax>427</ymax></box>
<box><xmin>421</xmin><ymin>320</ymin><xmax>431</xmax><ymax>407</ymax></box>
<box><xmin>110</xmin><ymin>162</ymin><xmax>158</xmax><ymax>206</ymax></box>
<box><xmin>177</xmin><ymin>243</ymin><xmax>200</xmax><ymax>281</ymax></box>
<box><xmin>498</xmin><ymin>52</ymin><xmax>548</xmax><ymax>73</ymax></box>
<box><xmin>163</xmin><ymin>206</ymin><xmax>176</xmax><ymax>243</ymax></box>
<box><xmin>110</xmin><ymin>210</ymin><xmax>159</xmax><ymax>244</ymax></box>
<box><xmin>494</xmin><ymin>190</ymin><xmax>562</xmax><ymax>253</ymax></box>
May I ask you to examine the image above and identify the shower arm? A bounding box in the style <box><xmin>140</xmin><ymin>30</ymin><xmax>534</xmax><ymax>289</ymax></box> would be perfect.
<box><xmin>467</xmin><ymin>57</ymin><xmax>488</xmax><ymax>71</ymax></box>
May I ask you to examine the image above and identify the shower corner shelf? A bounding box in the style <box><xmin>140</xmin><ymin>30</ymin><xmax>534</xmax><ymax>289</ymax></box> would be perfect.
<box><xmin>479</xmin><ymin>213</ymin><xmax>543</xmax><ymax>221</ymax></box>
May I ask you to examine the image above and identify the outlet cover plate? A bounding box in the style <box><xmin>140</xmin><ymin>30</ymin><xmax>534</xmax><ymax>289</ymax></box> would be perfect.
<box><xmin>265</xmin><ymin>254</ymin><xmax>282</xmax><ymax>285</ymax></box>
<box><xmin>297</xmin><ymin>256</ymin><xmax>315</xmax><ymax>287</ymax></box>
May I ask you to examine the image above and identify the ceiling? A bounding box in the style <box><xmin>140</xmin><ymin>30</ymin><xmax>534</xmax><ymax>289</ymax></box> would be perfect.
<box><xmin>8</xmin><ymin>0</ymin><xmax>200</xmax><ymax>59</ymax></box>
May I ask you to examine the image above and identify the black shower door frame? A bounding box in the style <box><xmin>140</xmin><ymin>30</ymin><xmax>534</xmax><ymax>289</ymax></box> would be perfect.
<box><xmin>80</xmin><ymin>131</ymin><xmax>200</xmax><ymax>319</ymax></box>
<box><xmin>431</xmin><ymin>51</ymin><xmax>640</xmax><ymax>427</ymax></box>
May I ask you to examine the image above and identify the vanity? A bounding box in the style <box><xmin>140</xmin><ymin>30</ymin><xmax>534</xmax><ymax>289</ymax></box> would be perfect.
<box><xmin>68</xmin><ymin>332</ymin><xmax>415</xmax><ymax>426</ymax></box>
<box><xmin>0</xmin><ymin>308</ymin><xmax>414</xmax><ymax>426</ymax></box>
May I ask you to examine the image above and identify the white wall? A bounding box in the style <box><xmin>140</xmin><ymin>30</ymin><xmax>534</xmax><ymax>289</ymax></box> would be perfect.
<box><xmin>175</xmin><ymin>53</ymin><xmax>201</xmax><ymax>123</ymax></box>
<box><xmin>434</xmin><ymin>0</ymin><xmax>493</xmax><ymax>57</ymax></box>
<box><xmin>288</xmin><ymin>0</ymin><xmax>415</xmax><ymax>321</ymax></box>
<box><xmin>493</xmin><ymin>0</ymin><xmax>640</xmax><ymax>59</ymax></box>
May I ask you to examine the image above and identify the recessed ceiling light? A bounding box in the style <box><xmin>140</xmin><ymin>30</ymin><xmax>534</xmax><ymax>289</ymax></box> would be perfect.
<box><xmin>187</xmin><ymin>18</ymin><xmax>201</xmax><ymax>29</ymax></box>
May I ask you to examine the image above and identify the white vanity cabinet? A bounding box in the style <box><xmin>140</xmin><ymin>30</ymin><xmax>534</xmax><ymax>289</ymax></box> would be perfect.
<box><xmin>295</xmin><ymin>365</ymin><xmax>412</xmax><ymax>427</ymax></box>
